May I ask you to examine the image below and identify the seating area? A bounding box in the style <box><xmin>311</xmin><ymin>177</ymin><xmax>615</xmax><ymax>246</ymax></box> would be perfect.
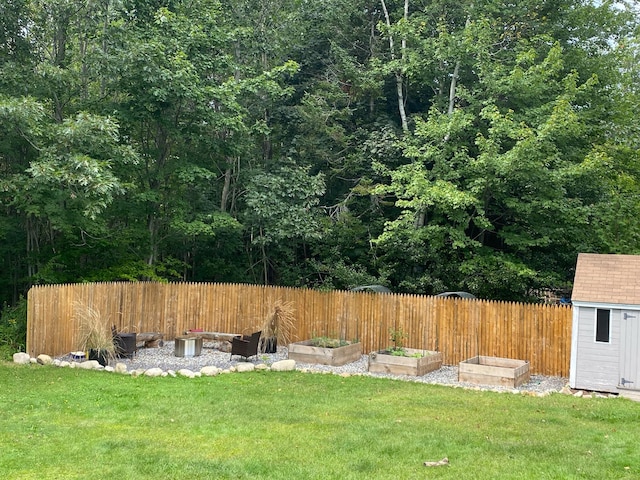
<box><xmin>108</xmin><ymin>326</ymin><xmax>264</xmax><ymax>362</ymax></box>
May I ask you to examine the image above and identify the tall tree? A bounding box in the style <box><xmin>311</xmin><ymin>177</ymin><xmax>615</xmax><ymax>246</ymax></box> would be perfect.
<box><xmin>371</xmin><ymin>0</ymin><xmax>638</xmax><ymax>299</ymax></box>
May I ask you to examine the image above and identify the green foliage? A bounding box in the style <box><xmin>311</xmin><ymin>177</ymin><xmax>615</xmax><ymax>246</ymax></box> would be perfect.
<box><xmin>0</xmin><ymin>0</ymin><xmax>638</xmax><ymax>303</ymax></box>
<box><xmin>387</xmin><ymin>326</ymin><xmax>408</xmax><ymax>355</ymax></box>
<box><xmin>368</xmin><ymin>2</ymin><xmax>637</xmax><ymax>299</ymax></box>
<box><xmin>310</xmin><ymin>336</ymin><xmax>350</xmax><ymax>348</ymax></box>
<box><xmin>245</xmin><ymin>165</ymin><xmax>325</xmax><ymax>244</ymax></box>
<box><xmin>0</xmin><ymin>298</ymin><xmax>27</xmax><ymax>360</ymax></box>
<box><xmin>79</xmin><ymin>259</ymin><xmax>182</xmax><ymax>283</ymax></box>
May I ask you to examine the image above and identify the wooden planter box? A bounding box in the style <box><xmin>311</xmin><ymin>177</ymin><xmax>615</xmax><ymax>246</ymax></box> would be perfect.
<box><xmin>458</xmin><ymin>356</ymin><xmax>530</xmax><ymax>387</ymax></box>
<box><xmin>368</xmin><ymin>348</ymin><xmax>443</xmax><ymax>376</ymax></box>
<box><xmin>288</xmin><ymin>340</ymin><xmax>362</xmax><ymax>366</ymax></box>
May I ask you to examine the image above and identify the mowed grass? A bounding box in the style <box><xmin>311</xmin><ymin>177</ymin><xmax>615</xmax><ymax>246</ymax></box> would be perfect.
<box><xmin>1</xmin><ymin>363</ymin><xmax>638</xmax><ymax>479</ymax></box>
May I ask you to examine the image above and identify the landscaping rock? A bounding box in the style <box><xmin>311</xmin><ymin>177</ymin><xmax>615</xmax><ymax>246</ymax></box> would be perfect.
<box><xmin>210</xmin><ymin>340</ymin><xmax>232</xmax><ymax>352</ymax></box>
<box><xmin>37</xmin><ymin>354</ymin><xmax>53</xmax><ymax>365</ymax></box>
<box><xmin>30</xmin><ymin>357</ymin><xmax>38</xmax><ymax>364</ymax></box>
<box><xmin>13</xmin><ymin>352</ymin><xmax>31</xmax><ymax>364</ymax></box>
<box><xmin>271</xmin><ymin>359</ymin><xmax>296</xmax><ymax>371</ymax></box>
<box><xmin>115</xmin><ymin>363</ymin><xmax>128</xmax><ymax>374</ymax></box>
<box><xmin>177</xmin><ymin>368</ymin><xmax>196</xmax><ymax>378</ymax></box>
<box><xmin>144</xmin><ymin>368</ymin><xmax>164</xmax><ymax>377</ymax></box>
<box><xmin>255</xmin><ymin>363</ymin><xmax>269</xmax><ymax>371</ymax></box>
<box><xmin>59</xmin><ymin>361</ymin><xmax>70</xmax><ymax>368</ymax></box>
<box><xmin>200</xmin><ymin>366</ymin><xmax>220</xmax><ymax>376</ymax></box>
<box><xmin>105</xmin><ymin>366</ymin><xmax>115</xmax><ymax>372</ymax></box>
<box><xmin>79</xmin><ymin>360</ymin><xmax>101</xmax><ymax>370</ymax></box>
<box><xmin>236</xmin><ymin>363</ymin><xmax>255</xmax><ymax>373</ymax></box>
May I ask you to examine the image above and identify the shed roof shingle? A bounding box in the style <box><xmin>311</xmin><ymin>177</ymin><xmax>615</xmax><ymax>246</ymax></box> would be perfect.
<box><xmin>572</xmin><ymin>253</ymin><xmax>640</xmax><ymax>305</ymax></box>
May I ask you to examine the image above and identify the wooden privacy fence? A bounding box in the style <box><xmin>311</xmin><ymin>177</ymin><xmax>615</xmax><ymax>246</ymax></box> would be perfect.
<box><xmin>27</xmin><ymin>282</ymin><xmax>573</xmax><ymax>376</ymax></box>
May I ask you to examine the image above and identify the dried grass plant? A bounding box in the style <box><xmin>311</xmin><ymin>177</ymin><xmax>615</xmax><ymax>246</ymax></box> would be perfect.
<box><xmin>74</xmin><ymin>302</ymin><xmax>115</xmax><ymax>355</ymax></box>
<box><xmin>259</xmin><ymin>300</ymin><xmax>295</xmax><ymax>347</ymax></box>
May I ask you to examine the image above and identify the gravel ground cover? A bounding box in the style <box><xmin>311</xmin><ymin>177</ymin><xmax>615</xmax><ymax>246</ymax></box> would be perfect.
<box><xmin>90</xmin><ymin>341</ymin><xmax>568</xmax><ymax>394</ymax></box>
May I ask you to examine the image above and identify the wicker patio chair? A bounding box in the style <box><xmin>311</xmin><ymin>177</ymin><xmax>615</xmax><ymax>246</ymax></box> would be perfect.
<box><xmin>230</xmin><ymin>330</ymin><xmax>262</xmax><ymax>361</ymax></box>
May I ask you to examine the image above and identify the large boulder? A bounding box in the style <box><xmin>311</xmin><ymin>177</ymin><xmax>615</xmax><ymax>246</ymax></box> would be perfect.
<box><xmin>271</xmin><ymin>359</ymin><xmax>296</xmax><ymax>372</ymax></box>
<box><xmin>200</xmin><ymin>366</ymin><xmax>220</xmax><ymax>376</ymax></box>
<box><xmin>37</xmin><ymin>354</ymin><xmax>53</xmax><ymax>365</ymax></box>
<box><xmin>144</xmin><ymin>368</ymin><xmax>164</xmax><ymax>377</ymax></box>
<box><xmin>235</xmin><ymin>363</ymin><xmax>255</xmax><ymax>373</ymax></box>
<box><xmin>13</xmin><ymin>352</ymin><xmax>31</xmax><ymax>364</ymax></box>
<box><xmin>115</xmin><ymin>363</ymin><xmax>128</xmax><ymax>374</ymax></box>
<box><xmin>78</xmin><ymin>360</ymin><xmax>102</xmax><ymax>370</ymax></box>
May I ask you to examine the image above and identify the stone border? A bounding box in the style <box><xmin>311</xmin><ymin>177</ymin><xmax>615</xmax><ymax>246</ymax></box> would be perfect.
<box><xmin>13</xmin><ymin>352</ymin><xmax>295</xmax><ymax>377</ymax></box>
<box><xmin>12</xmin><ymin>351</ymin><xmax>617</xmax><ymax>399</ymax></box>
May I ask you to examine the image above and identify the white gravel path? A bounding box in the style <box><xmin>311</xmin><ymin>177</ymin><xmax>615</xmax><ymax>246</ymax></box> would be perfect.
<box><xmin>76</xmin><ymin>341</ymin><xmax>568</xmax><ymax>394</ymax></box>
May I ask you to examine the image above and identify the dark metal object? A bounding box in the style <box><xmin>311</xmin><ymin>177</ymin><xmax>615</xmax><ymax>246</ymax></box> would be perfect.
<box><xmin>230</xmin><ymin>331</ymin><xmax>262</xmax><ymax>361</ymax></box>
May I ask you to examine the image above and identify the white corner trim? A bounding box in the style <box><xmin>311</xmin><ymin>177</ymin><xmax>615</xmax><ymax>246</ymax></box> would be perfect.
<box><xmin>569</xmin><ymin>305</ymin><xmax>580</xmax><ymax>388</ymax></box>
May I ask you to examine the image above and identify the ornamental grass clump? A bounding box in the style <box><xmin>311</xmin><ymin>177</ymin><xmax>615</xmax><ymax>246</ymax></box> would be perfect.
<box><xmin>259</xmin><ymin>300</ymin><xmax>295</xmax><ymax>352</ymax></box>
<box><xmin>74</xmin><ymin>302</ymin><xmax>115</xmax><ymax>359</ymax></box>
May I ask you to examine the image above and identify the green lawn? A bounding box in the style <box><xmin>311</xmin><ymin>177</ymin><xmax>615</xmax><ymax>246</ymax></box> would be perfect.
<box><xmin>0</xmin><ymin>363</ymin><xmax>638</xmax><ymax>479</ymax></box>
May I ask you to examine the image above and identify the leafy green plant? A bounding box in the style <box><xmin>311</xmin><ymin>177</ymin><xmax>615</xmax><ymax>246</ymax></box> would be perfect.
<box><xmin>0</xmin><ymin>298</ymin><xmax>27</xmax><ymax>360</ymax></box>
<box><xmin>310</xmin><ymin>336</ymin><xmax>350</xmax><ymax>348</ymax></box>
<box><xmin>383</xmin><ymin>327</ymin><xmax>425</xmax><ymax>357</ymax></box>
<box><xmin>387</xmin><ymin>327</ymin><xmax>408</xmax><ymax>355</ymax></box>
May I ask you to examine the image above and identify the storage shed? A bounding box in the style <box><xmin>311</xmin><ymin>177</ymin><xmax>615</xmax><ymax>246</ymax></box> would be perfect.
<box><xmin>570</xmin><ymin>253</ymin><xmax>640</xmax><ymax>398</ymax></box>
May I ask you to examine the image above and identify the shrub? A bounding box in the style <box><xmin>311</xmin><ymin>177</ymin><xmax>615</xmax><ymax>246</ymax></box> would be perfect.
<box><xmin>0</xmin><ymin>297</ymin><xmax>27</xmax><ymax>360</ymax></box>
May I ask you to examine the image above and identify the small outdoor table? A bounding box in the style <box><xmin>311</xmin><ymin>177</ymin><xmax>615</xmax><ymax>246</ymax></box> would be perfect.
<box><xmin>174</xmin><ymin>336</ymin><xmax>204</xmax><ymax>357</ymax></box>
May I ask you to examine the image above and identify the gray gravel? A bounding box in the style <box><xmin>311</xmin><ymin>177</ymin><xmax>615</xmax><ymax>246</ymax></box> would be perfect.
<box><xmin>94</xmin><ymin>341</ymin><xmax>567</xmax><ymax>394</ymax></box>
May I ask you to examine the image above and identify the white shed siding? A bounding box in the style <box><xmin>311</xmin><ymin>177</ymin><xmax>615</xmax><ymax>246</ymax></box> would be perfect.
<box><xmin>573</xmin><ymin>307</ymin><xmax>620</xmax><ymax>393</ymax></box>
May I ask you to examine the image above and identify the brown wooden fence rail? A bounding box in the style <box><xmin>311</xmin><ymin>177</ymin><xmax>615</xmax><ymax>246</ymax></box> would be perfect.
<box><xmin>27</xmin><ymin>282</ymin><xmax>572</xmax><ymax>376</ymax></box>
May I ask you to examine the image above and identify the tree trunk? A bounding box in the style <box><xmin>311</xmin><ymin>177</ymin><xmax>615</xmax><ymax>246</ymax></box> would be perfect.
<box><xmin>381</xmin><ymin>0</ymin><xmax>409</xmax><ymax>133</ymax></box>
<box><xmin>221</xmin><ymin>165</ymin><xmax>232</xmax><ymax>213</ymax></box>
<box><xmin>443</xmin><ymin>16</ymin><xmax>469</xmax><ymax>142</ymax></box>
<box><xmin>147</xmin><ymin>214</ymin><xmax>159</xmax><ymax>266</ymax></box>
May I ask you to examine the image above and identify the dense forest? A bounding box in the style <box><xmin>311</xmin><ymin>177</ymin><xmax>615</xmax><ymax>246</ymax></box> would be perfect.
<box><xmin>1</xmin><ymin>0</ymin><xmax>639</xmax><ymax>307</ymax></box>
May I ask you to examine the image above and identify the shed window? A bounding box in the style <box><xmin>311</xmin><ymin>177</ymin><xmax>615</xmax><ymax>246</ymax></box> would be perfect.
<box><xmin>595</xmin><ymin>309</ymin><xmax>611</xmax><ymax>343</ymax></box>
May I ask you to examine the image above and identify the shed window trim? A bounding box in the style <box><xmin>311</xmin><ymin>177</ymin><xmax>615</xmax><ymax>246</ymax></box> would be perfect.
<box><xmin>595</xmin><ymin>309</ymin><xmax>611</xmax><ymax>344</ymax></box>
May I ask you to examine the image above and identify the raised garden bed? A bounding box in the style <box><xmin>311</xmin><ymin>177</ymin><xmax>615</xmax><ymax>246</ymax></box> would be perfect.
<box><xmin>288</xmin><ymin>340</ymin><xmax>362</xmax><ymax>366</ymax></box>
<box><xmin>368</xmin><ymin>348</ymin><xmax>443</xmax><ymax>376</ymax></box>
<box><xmin>458</xmin><ymin>356</ymin><xmax>530</xmax><ymax>387</ymax></box>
